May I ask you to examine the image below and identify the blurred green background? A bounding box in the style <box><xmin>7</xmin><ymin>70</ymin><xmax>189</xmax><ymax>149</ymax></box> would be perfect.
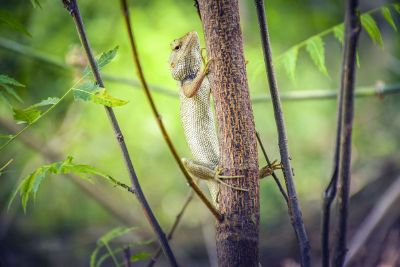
<box><xmin>0</xmin><ymin>0</ymin><xmax>399</xmax><ymax>266</ymax></box>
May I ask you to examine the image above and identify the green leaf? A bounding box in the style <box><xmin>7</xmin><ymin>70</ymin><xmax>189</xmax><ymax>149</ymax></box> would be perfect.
<box><xmin>381</xmin><ymin>7</ymin><xmax>397</xmax><ymax>31</ymax></box>
<box><xmin>12</xmin><ymin>97</ymin><xmax>59</xmax><ymax>124</ymax></box>
<box><xmin>0</xmin><ymin>75</ymin><xmax>25</xmax><ymax>87</ymax></box>
<box><xmin>92</xmin><ymin>89</ymin><xmax>128</xmax><ymax>107</ymax></box>
<box><xmin>282</xmin><ymin>47</ymin><xmax>298</xmax><ymax>82</ymax></box>
<box><xmin>13</xmin><ymin>107</ymin><xmax>41</xmax><ymax>124</ymax></box>
<box><xmin>131</xmin><ymin>252</ymin><xmax>151</xmax><ymax>262</ymax></box>
<box><xmin>31</xmin><ymin>97</ymin><xmax>59</xmax><ymax>108</ymax></box>
<box><xmin>8</xmin><ymin>156</ymin><xmax>131</xmax><ymax>212</ymax></box>
<box><xmin>361</xmin><ymin>14</ymin><xmax>383</xmax><ymax>47</ymax></box>
<box><xmin>305</xmin><ymin>36</ymin><xmax>329</xmax><ymax>76</ymax></box>
<box><xmin>83</xmin><ymin>46</ymin><xmax>119</xmax><ymax>76</ymax></box>
<box><xmin>0</xmin><ymin>92</ymin><xmax>12</xmax><ymax>109</ymax></box>
<box><xmin>91</xmin><ymin>227</ymin><xmax>137</xmax><ymax>267</ymax></box>
<box><xmin>99</xmin><ymin>227</ymin><xmax>136</xmax><ymax>245</ymax></box>
<box><xmin>73</xmin><ymin>82</ymin><xmax>128</xmax><ymax>107</ymax></box>
<box><xmin>0</xmin><ymin>10</ymin><xmax>31</xmax><ymax>37</ymax></box>
<box><xmin>2</xmin><ymin>84</ymin><xmax>23</xmax><ymax>103</ymax></box>
<box><xmin>73</xmin><ymin>82</ymin><xmax>100</xmax><ymax>101</ymax></box>
<box><xmin>333</xmin><ymin>24</ymin><xmax>345</xmax><ymax>45</ymax></box>
<box><xmin>0</xmin><ymin>75</ymin><xmax>25</xmax><ymax>104</ymax></box>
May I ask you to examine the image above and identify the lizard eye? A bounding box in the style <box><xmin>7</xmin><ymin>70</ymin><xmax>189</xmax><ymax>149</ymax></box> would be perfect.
<box><xmin>173</xmin><ymin>44</ymin><xmax>181</xmax><ymax>51</ymax></box>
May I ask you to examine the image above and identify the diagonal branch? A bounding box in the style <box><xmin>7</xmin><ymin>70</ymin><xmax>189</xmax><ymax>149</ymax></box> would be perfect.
<box><xmin>146</xmin><ymin>190</ymin><xmax>195</xmax><ymax>267</ymax></box>
<box><xmin>256</xmin><ymin>132</ymin><xmax>288</xmax><ymax>203</ymax></box>
<box><xmin>61</xmin><ymin>1</ymin><xmax>178</xmax><ymax>266</ymax></box>
<box><xmin>254</xmin><ymin>0</ymin><xmax>311</xmax><ymax>266</ymax></box>
<box><xmin>118</xmin><ymin>0</ymin><xmax>222</xmax><ymax>221</ymax></box>
<box><xmin>332</xmin><ymin>1</ymin><xmax>361</xmax><ymax>266</ymax></box>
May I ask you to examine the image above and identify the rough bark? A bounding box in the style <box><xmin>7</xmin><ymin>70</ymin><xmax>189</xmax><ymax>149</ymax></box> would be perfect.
<box><xmin>197</xmin><ymin>1</ymin><xmax>260</xmax><ymax>266</ymax></box>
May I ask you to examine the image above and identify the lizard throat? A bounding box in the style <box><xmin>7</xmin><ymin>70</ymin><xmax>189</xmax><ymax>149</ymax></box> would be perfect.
<box><xmin>180</xmin><ymin>72</ymin><xmax>198</xmax><ymax>86</ymax></box>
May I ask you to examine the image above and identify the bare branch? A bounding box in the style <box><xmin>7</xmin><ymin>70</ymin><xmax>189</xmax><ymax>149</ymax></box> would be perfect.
<box><xmin>332</xmin><ymin>0</ymin><xmax>361</xmax><ymax>266</ymax></box>
<box><xmin>61</xmin><ymin>1</ymin><xmax>178</xmax><ymax>266</ymax></box>
<box><xmin>254</xmin><ymin>0</ymin><xmax>311</xmax><ymax>266</ymax></box>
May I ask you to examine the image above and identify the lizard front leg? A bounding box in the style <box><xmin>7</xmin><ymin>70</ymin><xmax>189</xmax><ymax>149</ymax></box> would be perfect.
<box><xmin>182</xmin><ymin>59</ymin><xmax>213</xmax><ymax>98</ymax></box>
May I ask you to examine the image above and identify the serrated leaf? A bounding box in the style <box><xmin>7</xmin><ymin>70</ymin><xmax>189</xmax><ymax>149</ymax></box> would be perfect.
<box><xmin>2</xmin><ymin>84</ymin><xmax>23</xmax><ymax>103</ymax></box>
<box><xmin>13</xmin><ymin>108</ymin><xmax>41</xmax><ymax>124</ymax></box>
<box><xmin>0</xmin><ymin>92</ymin><xmax>12</xmax><ymax>109</ymax></box>
<box><xmin>305</xmin><ymin>36</ymin><xmax>329</xmax><ymax>76</ymax></box>
<box><xmin>282</xmin><ymin>47</ymin><xmax>298</xmax><ymax>82</ymax></box>
<box><xmin>12</xmin><ymin>97</ymin><xmax>59</xmax><ymax>124</ymax></box>
<box><xmin>99</xmin><ymin>227</ymin><xmax>136</xmax><ymax>245</ymax></box>
<box><xmin>83</xmin><ymin>46</ymin><xmax>119</xmax><ymax>76</ymax></box>
<box><xmin>333</xmin><ymin>24</ymin><xmax>345</xmax><ymax>45</ymax></box>
<box><xmin>361</xmin><ymin>14</ymin><xmax>383</xmax><ymax>47</ymax></box>
<box><xmin>73</xmin><ymin>82</ymin><xmax>100</xmax><ymax>101</ymax></box>
<box><xmin>381</xmin><ymin>7</ymin><xmax>397</xmax><ymax>31</ymax></box>
<box><xmin>131</xmin><ymin>252</ymin><xmax>151</xmax><ymax>262</ymax></box>
<box><xmin>0</xmin><ymin>74</ymin><xmax>25</xmax><ymax>87</ymax></box>
<box><xmin>8</xmin><ymin>156</ymin><xmax>130</xmax><ymax>212</ymax></box>
<box><xmin>31</xmin><ymin>97</ymin><xmax>59</xmax><ymax>108</ymax></box>
<box><xmin>92</xmin><ymin>89</ymin><xmax>128</xmax><ymax>107</ymax></box>
<box><xmin>0</xmin><ymin>10</ymin><xmax>31</xmax><ymax>37</ymax></box>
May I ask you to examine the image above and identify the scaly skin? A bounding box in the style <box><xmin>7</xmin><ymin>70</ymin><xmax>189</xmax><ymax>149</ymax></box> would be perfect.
<box><xmin>169</xmin><ymin>31</ymin><xmax>228</xmax><ymax>204</ymax></box>
<box><xmin>169</xmin><ymin>31</ymin><xmax>280</xmax><ymax>205</ymax></box>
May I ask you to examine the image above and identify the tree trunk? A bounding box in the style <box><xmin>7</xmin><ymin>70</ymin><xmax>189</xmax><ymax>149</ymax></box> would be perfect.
<box><xmin>197</xmin><ymin>1</ymin><xmax>260</xmax><ymax>266</ymax></box>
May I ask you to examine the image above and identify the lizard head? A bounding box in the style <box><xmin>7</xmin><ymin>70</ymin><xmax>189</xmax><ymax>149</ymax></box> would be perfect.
<box><xmin>169</xmin><ymin>31</ymin><xmax>202</xmax><ymax>81</ymax></box>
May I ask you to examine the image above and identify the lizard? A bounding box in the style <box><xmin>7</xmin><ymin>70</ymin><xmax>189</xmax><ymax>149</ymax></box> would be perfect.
<box><xmin>168</xmin><ymin>31</ymin><xmax>280</xmax><ymax>205</ymax></box>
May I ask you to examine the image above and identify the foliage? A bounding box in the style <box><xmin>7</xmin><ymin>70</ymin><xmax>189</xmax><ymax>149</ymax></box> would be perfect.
<box><xmin>0</xmin><ymin>47</ymin><xmax>126</xmax><ymax>151</ymax></box>
<box><xmin>73</xmin><ymin>82</ymin><xmax>128</xmax><ymax>107</ymax></box>
<box><xmin>13</xmin><ymin>97</ymin><xmax>59</xmax><ymax>124</ymax></box>
<box><xmin>278</xmin><ymin>4</ymin><xmax>400</xmax><ymax>81</ymax></box>
<box><xmin>8</xmin><ymin>156</ymin><xmax>131</xmax><ymax>213</ymax></box>
<box><xmin>90</xmin><ymin>227</ymin><xmax>152</xmax><ymax>267</ymax></box>
<box><xmin>0</xmin><ymin>74</ymin><xmax>24</xmax><ymax>108</ymax></box>
<box><xmin>0</xmin><ymin>9</ymin><xmax>31</xmax><ymax>37</ymax></box>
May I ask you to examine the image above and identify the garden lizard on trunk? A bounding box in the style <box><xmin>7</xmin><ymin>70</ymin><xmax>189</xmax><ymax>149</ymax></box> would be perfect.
<box><xmin>169</xmin><ymin>31</ymin><xmax>279</xmax><ymax>205</ymax></box>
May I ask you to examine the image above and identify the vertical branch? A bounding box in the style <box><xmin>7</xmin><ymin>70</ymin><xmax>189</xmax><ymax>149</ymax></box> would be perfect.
<box><xmin>198</xmin><ymin>1</ymin><xmax>260</xmax><ymax>266</ymax></box>
<box><xmin>254</xmin><ymin>1</ymin><xmax>311</xmax><ymax>266</ymax></box>
<box><xmin>332</xmin><ymin>0</ymin><xmax>361</xmax><ymax>266</ymax></box>
<box><xmin>118</xmin><ymin>0</ymin><xmax>221</xmax><ymax>222</ymax></box>
<box><xmin>61</xmin><ymin>1</ymin><xmax>178</xmax><ymax>266</ymax></box>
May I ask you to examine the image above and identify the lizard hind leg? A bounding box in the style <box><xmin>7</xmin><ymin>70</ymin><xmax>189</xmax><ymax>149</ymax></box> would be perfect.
<box><xmin>181</xmin><ymin>158</ymin><xmax>248</xmax><ymax>192</ymax></box>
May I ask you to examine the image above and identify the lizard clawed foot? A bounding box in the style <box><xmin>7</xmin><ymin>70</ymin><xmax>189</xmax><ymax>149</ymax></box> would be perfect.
<box><xmin>214</xmin><ymin>166</ymin><xmax>248</xmax><ymax>192</ymax></box>
<box><xmin>259</xmin><ymin>160</ymin><xmax>282</xmax><ymax>179</ymax></box>
<box><xmin>204</xmin><ymin>58</ymin><xmax>214</xmax><ymax>75</ymax></box>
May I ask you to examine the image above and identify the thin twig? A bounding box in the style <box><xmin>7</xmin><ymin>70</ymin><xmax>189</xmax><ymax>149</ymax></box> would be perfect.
<box><xmin>1</xmin><ymin>38</ymin><xmax>398</xmax><ymax>103</ymax></box>
<box><xmin>332</xmin><ymin>1</ymin><xmax>361</xmax><ymax>266</ymax></box>
<box><xmin>254</xmin><ymin>1</ymin><xmax>311</xmax><ymax>266</ymax></box>
<box><xmin>147</xmin><ymin>190</ymin><xmax>195</xmax><ymax>267</ymax></box>
<box><xmin>124</xmin><ymin>246</ymin><xmax>132</xmax><ymax>267</ymax></box>
<box><xmin>118</xmin><ymin>0</ymin><xmax>222</xmax><ymax>221</ymax></box>
<box><xmin>61</xmin><ymin>1</ymin><xmax>178</xmax><ymax>266</ymax></box>
<box><xmin>256</xmin><ymin>132</ymin><xmax>288</xmax><ymax>203</ymax></box>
